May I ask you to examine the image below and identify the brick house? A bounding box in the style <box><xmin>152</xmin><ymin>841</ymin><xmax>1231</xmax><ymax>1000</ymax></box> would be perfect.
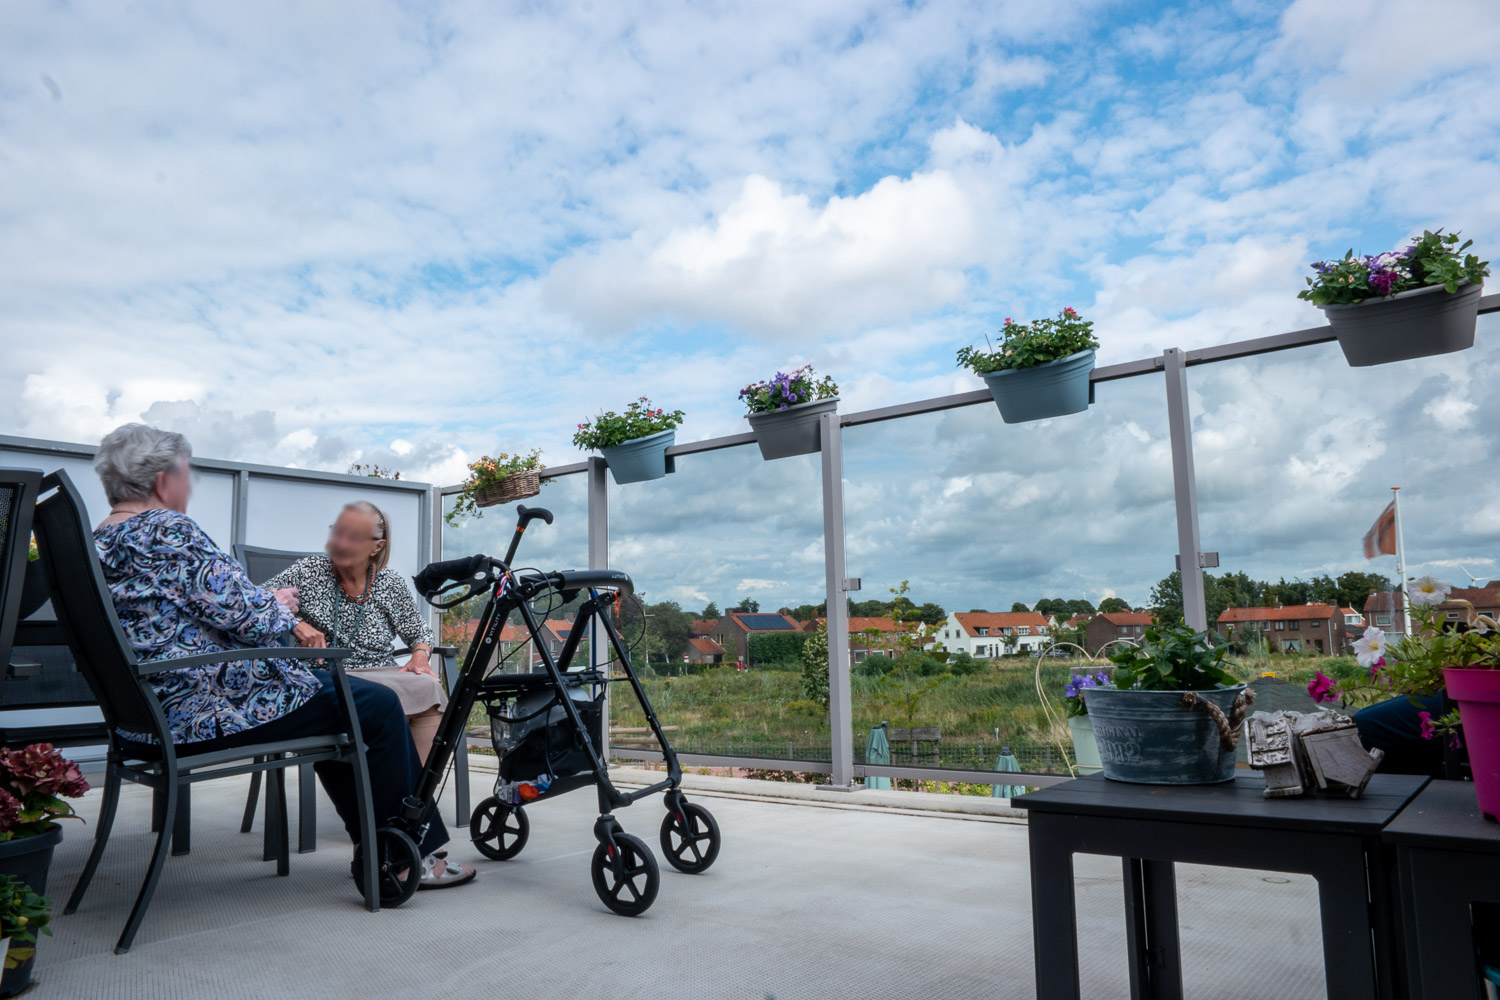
<box><xmin>806</xmin><ymin>616</ymin><xmax>926</xmax><ymax>665</ymax></box>
<box><xmin>709</xmin><ymin>611</ymin><xmax>803</xmax><ymax>663</ymax></box>
<box><xmin>940</xmin><ymin>611</ymin><xmax>1050</xmax><ymax>657</ymax></box>
<box><xmin>1085</xmin><ymin>612</ymin><xmax>1152</xmax><ymax>655</ymax></box>
<box><xmin>1216</xmin><ymin>603</ymin><xmax>1350</xmax><ymax>655</ymax></box>
<box><xmin>685</xmin><ymin>636</ymin><xmax>727</xmax><ymax>665</ymax></box>
<box><xmin>1364</xmin><ymin>586</ymin><xmax>1500</xmax><ymax>635</ymax></box>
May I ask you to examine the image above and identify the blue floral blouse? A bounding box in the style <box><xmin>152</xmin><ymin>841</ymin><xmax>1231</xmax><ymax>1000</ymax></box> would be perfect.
<box><xmin>94</xmin><ymin>509</ymin><xmax>320</xmax><ymax>744</ymax></box>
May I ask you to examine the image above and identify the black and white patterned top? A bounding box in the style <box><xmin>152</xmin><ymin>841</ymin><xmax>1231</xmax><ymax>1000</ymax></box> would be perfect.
<box><xmin>264</xmin><ymin>555</ymin><xmax>435</xmax><ymax>671</ymax></box>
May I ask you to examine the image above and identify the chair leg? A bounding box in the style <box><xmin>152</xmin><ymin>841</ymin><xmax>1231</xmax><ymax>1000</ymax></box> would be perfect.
<box><xmin>171</xmin><ymin>783</ymin><xmax>192</xmax><ymax>856</ymax></box>
<box><xmin>65</xmin><ymin>762</ymin><xmax>122</xmax><ymax>915</ymax></box>
<box><xmin>297</xmin><ymin>762</ymin><xmax>317</xmax><ymax>854</ymax></box>
<box><xmin>263</xmin><ymin>763</ymin><xmax>283</xmax><ymax>863</ymax></box>
<box><xmin>267</xmin><ymin>767</ymin><xmax>290</xmax><ymax>877</ymax></box>
<box><xmin>348</xmin><ymin>753</ymin><xmax>380</xmax><ymax>913</ymax></box>
<box><xmin>117</xmin><ymin>775</ymin><xmax>179</xmax><ymax>954</ymax></box>
<box><xmin>240</xmin><ymin>763</ymin><xmax>263</xmax><ymax>833</ymax></box>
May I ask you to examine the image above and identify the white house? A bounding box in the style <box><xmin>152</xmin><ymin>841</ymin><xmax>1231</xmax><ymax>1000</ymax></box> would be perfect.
<box><xmin>940</xmin><ymin>611</ymin><xmax>1051</xmax><ymax>657</ymax></box>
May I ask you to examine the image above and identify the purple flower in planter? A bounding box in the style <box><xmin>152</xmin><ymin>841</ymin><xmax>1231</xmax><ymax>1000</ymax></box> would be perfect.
<box><xmin>1370</xmin><ymin>269</ymin><xmax>1398</xmax><ymax>295</ymax></box>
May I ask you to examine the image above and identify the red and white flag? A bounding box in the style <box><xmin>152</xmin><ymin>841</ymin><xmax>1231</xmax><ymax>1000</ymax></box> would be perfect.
<box><xmin>1363</xmin><ymin>500</ymin><xmax>1397</xmax><ymax>559</ymax></box>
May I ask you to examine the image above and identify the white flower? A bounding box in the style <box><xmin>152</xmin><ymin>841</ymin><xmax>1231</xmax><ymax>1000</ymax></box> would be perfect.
<box><xmin>1409</xmin><ymin>575</ymin><xmax>1451</xmax><ymax>607</ymax></box>
<box><xmin>1352</xmin><ymin>626</ymin><xmax>1386</xmax><ymax>668</ymax></box>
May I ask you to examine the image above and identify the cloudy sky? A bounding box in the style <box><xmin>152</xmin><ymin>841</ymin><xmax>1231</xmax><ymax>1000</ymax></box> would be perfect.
<box><xmin>5</xmin><ymin>0</ymin><xmax>1500</xmax><ymax>612</ymax></box>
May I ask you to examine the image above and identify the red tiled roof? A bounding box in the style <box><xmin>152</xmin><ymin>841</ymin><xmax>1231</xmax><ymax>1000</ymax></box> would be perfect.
<box><xmin>690</xmin><ymin>619</ymin><xmax>719</xmax><ymax>635</ymax></box>
<box><xmin>953</xmin><ymin>611</ymin><xmax>1049</xmax><ymax>636</ymax></box>
<box><xmin>1447</xmin><ymin>587</ymin><xmax>1500</xmax><ymax>608</ymax></box>
<box><xmin>808</xmin><ymin>617</ymin><xmax>917</xmax><ymax>633</ymax></box>
<box><xmin>542</xmin><ymin>619</ymin><xmax>573</xmax><ymax>640</ymax></box>
<box><xmin>687</xmin><ymin>636</ymin><xmax>726</xmax><ymax>656</ymax></box>
<box><xmin>1218</xmin><ymin>604</ymin><xmax>1337</xmax><ymax>623</ymax></box>
<box><xmin>1096</xmin><ymin>612</ymin><xmax>1153</xmax><ymax>626</ymax></box>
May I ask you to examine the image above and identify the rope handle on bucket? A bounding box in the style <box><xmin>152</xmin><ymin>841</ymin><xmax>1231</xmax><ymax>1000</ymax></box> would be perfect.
<box><xmin>1179</xmin><ymin>689</ymin><xmax>1257</xmax><ymax>752</ymax></box>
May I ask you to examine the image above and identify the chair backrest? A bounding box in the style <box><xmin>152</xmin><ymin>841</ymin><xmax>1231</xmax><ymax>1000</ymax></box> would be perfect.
<box><xmin>234</xmin><ymin>544</ymin><xmax>321</xmax><ymax>586</ymax></box>
<box><xmin>0</xmin><ymin>469</ymin><xmax>43</xmax><ymax>680</ymax></box>
<box><xmin>31</xmin><ymin>470</ymin><xmax>168</xmax><ymax>742</ymax></box>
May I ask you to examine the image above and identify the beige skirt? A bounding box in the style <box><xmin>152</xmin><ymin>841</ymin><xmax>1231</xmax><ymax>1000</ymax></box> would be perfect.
<box><xmin>351</xmin><ymin>666</ymin><xmax>448</xmax><ymax>716</ymax></box>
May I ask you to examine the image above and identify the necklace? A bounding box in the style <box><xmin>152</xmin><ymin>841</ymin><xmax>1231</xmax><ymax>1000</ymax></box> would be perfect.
<box><xmin>329</xmin><ymin>565</ymin><xmax>374</xmax><ymax>649</ymax></box>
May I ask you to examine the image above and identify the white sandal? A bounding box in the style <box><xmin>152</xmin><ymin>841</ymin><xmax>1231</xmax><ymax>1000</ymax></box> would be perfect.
<box><xmin>419</xmin><ymin>854</ymin><xmax>477</xmax><ymax>889</ymax></box>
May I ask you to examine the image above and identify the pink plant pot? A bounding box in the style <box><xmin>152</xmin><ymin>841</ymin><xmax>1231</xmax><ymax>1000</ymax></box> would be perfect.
<box><xmin>1444</xmin><ymin>666</ymin><xmax>1500</xmax><ymax>822</ymax></box>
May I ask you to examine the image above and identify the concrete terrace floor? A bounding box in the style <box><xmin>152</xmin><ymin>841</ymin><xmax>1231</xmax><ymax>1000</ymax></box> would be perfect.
<box><xmin>28</xmin><ymin>766</ymin><xmax>1332</xmax><ymax>1000</ymax></box>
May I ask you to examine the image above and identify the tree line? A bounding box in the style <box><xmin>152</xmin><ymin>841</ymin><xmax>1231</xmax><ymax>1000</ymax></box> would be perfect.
<box><xmin>1149</xmin><ymin>569</ymin><xmax>1394</xmax><ymax>629</ymax></box>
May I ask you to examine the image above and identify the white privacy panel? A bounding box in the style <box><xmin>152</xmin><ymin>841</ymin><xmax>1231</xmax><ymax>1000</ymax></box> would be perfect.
<box><xmin>244</xmin><ymin>476</ymin><xmax>425</xmax><ymax>576</ymax></box>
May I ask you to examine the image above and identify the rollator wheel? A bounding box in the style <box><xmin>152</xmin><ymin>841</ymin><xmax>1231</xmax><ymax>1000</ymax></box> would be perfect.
<box><xmin>659</xmin><ymin>802</ymin><xmax>721</xmax><ymax>874</ymax></box>
<box><xmin>470</xmin><ymin>797</ymin><xmax>529</xmax><ymax>861</ymax></box>
<box><xmin>590</xmin><ymin>832</ymin><xmax>659</xmax><ymax>917</ymax></box>
<box><xmin>353</xmin><ymin>826</ymin><xmax>421</xmax><ymax>907</ymax></box>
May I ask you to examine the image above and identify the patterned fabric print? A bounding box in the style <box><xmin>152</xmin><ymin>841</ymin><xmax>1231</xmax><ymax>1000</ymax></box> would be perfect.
<box><xmin>265</xmin><ymin>555</ymin><xmax>434</xmax><ymax>670</ymax></box>
<box><xmin>94</xmin><ymin>509</ymin><xmax>316</xmax><ymax>744</ymax></box>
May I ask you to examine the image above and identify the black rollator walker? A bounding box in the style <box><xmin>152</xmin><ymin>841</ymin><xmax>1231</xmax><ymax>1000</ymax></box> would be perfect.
<box><xmin>353</xmin><ymin>504</ymin><xmax>721</xmax><ymax>916</ymax></box>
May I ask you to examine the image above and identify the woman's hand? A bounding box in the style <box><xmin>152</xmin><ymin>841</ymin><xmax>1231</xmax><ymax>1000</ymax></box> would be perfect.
<box><xmin>402</xmin><ymin>650</ymin><xmax>435</xmax><ymax>677</ymax></box>
<box><xmin>293</xmin><ymin>621</ymin><xmax>327</xmax><ymax>648</ymax></box>
<box><xmin>274</xmin><ymin>587</ymin><xmax>300</xmax><ymax>614</ymax></box>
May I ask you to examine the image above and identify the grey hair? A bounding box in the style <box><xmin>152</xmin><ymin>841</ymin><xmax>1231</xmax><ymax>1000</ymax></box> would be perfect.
<box><xmin>341</xmin><ymin>500</ymin><xmax>391</xmax><ymax>574</ymax></box>
<box><xmin>93</xmin><ymin>423</ymin><xmax>192</xmax><ymax>506</ymax></box>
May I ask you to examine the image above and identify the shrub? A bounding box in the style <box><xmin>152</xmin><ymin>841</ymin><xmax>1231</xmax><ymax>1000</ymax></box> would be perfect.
<box><xmin>749</xmin><ymin>632</ymin><xmax>807</xmax><ymax>664</ymax></box>
<box><xmin>957</xmin><ymin>308</ymin><xmax>1098</xmax><ymax>373</ymax></box>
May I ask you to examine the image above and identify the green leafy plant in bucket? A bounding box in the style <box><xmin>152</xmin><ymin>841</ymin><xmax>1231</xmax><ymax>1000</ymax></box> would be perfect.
<box><xmin>572</xmin><ymin>397</ymin><xmax>684</xmax><ymax>451</ymax></box>
<box><xmin>1106</xmin><ymin>621</ymin><xmax>1239</xmax><ymax>691</ymax></box>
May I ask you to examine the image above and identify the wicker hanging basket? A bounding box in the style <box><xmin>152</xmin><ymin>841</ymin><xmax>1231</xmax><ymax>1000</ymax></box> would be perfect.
<box><xmin>472</xmin><ymin>469</ymin><xmax>542</xmax><ymax>508</ymax></box>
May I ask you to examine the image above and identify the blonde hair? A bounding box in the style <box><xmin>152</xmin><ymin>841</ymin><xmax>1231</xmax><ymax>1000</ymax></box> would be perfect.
<box><xmin>340</xmin><ymin>501</ymin><xmax>391</xmax><ymax>574</ymax></box>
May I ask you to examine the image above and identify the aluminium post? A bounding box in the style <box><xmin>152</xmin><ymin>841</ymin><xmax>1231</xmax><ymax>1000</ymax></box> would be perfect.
<box><xmin>1163</xmin><ymin>348</ymin><xmax>1208</xmax><ymax>631</ymax></box>
<box><xmin>819</xmin><ymin>411</ymin><xmax>855</xmax><ymax>787</ymax></box>
<box><xmin>586</xmin><ymin>457</ymin><xmax>610</xmax><ymax>752</ymax></box>
<box><xmin>231</xmin><ymin>470</ymin><xmax>250</xmax><ymax>552</ymax></box>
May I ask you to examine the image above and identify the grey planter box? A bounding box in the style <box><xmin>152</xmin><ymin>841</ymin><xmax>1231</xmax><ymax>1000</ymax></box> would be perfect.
<box><xmin>600</xmin><ymin>428</ymin><xmax>676</xmax><ymax>485</ymax></box>
<box><xmin>1321</xmin><ymin>280</ymin><xmax>1482</xmax><ymax>367</ymax></box>
<box><xmin>745</xmin><ymin>397</ymin><xmax>839</xmax><ymax>460</ymax></box>
<box><xmin>978</xmin><ymin>350</ymin><xmax>1095</xmax><ymax>424</ymax></box>
<box><xmin>1082</xmin><ymin>685</ymin><xmax>1246</xmax><ymax>784</ymax></box>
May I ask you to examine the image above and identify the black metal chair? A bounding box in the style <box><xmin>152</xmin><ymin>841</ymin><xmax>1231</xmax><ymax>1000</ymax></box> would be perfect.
<box><xmin>233</xmin><ymin>543</ymin><xmax>470</xmax><ymax>844</ymax></box>
<box><xmin>0</xmin><ymin>469</ymin><xmax>43</xmax><ymax>686</ymax></box>
<box><xmin>31</xmin><ymin>470</ymin><xmax>381</xmax><ymax>953</ymax></box>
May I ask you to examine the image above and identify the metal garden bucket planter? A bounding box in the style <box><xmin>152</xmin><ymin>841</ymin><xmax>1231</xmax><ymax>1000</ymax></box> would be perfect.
<box><xmin>745</xmin><ymin>397</ymin><xmax>839</xmax><ymax>460</ymax></box>
<box><xmin>600</xmin><ymin>428</ymin><xmax>676</xmax><ymax>485</ymax></box>
<box><xmin>1082</xmin><ymin>685</ymin><xmax>1252</xmax><ymax>785</ymax></box>
<box><xmin>0</xmin><ymin>823</ymin><xmax>61</xmax><ymax>998</ymax></box>
<box><xmin>979</xmin><ymin>350</ymin><xmax>1095</xmax><ymax>424</ymax></box>
<box><xmin>1321</xmin><ymin>280</ymin><xmax>1482</xmax><ymax>367</ymax></box>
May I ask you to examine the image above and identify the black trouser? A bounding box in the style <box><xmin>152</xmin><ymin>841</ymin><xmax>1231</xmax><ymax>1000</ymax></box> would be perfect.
<box><xmin>140</xmin><ymin>671</ymin><xmax>448</xmax><ymax>856</ymax></box>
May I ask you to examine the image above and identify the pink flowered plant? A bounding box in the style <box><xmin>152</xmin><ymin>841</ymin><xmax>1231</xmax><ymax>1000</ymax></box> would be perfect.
<box><xmin>1307</xmin><ymin>671</ymin><xmax>1338</xmax><ymax>704</ymax></box>
<box><xmin>0</xmin><ymin>743</ymin><xmax>89</xmax><ymax>841</ymax></box>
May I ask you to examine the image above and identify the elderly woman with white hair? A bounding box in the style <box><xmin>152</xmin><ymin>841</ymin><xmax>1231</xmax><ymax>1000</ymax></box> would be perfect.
<box><xmin>90</xmin><ymin>423</ymin><xmax>472</xmax><ymax>890</ymax></box>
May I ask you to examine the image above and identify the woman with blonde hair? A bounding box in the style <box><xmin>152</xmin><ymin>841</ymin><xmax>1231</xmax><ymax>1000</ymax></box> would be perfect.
<box><xmin>265</xmin><ymin>499</ymin><xmax>473</xmax><ymax>887</ymax></box>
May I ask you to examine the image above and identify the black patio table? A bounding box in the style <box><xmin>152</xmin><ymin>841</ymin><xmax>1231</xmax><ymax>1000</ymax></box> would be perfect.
<box><xmin>1382</xmin><ymin>778</ymin><xmax>1500</xmax><ymax>1000</ymax></box>
<box><xmin>1014</xmin><ymin>771</ymin><xmax>1428</xmax><ymax>1000</ymax></box>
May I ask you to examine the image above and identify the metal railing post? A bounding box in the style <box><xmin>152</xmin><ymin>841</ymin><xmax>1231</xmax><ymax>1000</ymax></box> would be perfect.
<box><xmin>587</xmin><ymin>457</ymin><xmax>610</xmax><ymax>753</ymax></box>
<box><xmin>1163</xmin><ymin>348</ymin><xmax>1208</xmax><ymax>631</ymax></box>
<box><xmin>819</xmin><ymin>412</ymin><xmax>855</xmax><ymax>788</ymax></box>
<box><xmin>231</xmin><ymin>470</ymin><xmax>250</xmax><ymax>551</ymax></box>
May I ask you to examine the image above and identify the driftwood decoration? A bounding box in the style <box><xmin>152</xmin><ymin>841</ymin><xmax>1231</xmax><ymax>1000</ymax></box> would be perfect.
<box><xmin>1243</xmin><ymin>710</ymin><xmax>1385</xmax><ymax>799</ymax></box>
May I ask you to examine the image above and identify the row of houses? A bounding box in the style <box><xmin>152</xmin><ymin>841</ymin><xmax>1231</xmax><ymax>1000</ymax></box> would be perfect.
<box><xmin>443</xmin><ymin>585</ymin><xmax>1500</xmax><ymax>671</ymax></box>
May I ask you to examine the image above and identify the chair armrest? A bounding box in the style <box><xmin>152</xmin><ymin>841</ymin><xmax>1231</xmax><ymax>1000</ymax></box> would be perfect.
<box><xmin>394</xmin><ymin>645</ymin><xmax>458</xmax><ymax>658</ymax></box>
<box><xmin>137</xmin><ymin>646</ymin><xmax>354</xmax><ymax>676</ymax></box>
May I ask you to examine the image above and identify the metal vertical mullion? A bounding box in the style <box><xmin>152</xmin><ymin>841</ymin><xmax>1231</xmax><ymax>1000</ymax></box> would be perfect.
<box><xmin>819</xmin><ymin>412</ymin><xmax>854</xmax><ymax>787</ymax></box>
<box><xmin>425</xmin><ymin>487</ymin><xmax>441</xmax><ymax>639</ymax></box>
<box><xmin>586</xmin><ymin>458</ymin><xmax>610</xmax><ymax>753</ymax></box>
<box><xmin>1163</xmin><ymin>349</ymin><xmax>1208</xmax><ymax>631</ymax></box>
<box><xmin>231</xmin><ymin>470</ymin><xmax>250</xmax><ymax>550</ymax></box>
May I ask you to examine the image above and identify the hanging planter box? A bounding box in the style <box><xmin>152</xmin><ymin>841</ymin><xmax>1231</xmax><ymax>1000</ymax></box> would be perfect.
<box><xmin>601</xmin><ymin>428</ymin><xmax>676</xmax><ymax>485</ymax></box>
<box><xmin>473</xmin><ymin>470</ymin><xmax>542</xmax><ymax>508</ymax></box>
<box><xmin>1321</xmin><ymin>280</ymin><xmax>1482</xmax><ymax>367</ymax></box>
<box><xmin>979</xmin><ymin>349</ymin><xmax>1096</xmax><ymax>424</ymax></box>
<box><xmin>745</xmin><ymin>397</ymin><xmax>839</xmax><ymax>460</ymax></box>
<box><xmin>1443</xmin><ymin>666</ymin><xmax>1500</xmax><ymax>821</ymax></box>
<box><xmin>1082</xmin><ymin>685</ymin><xmax>1248</xmax><ymax>784</ymax></box>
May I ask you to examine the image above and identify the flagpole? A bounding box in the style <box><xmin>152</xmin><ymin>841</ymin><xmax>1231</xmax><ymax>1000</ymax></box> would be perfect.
<box><xmin>1392</xmin><ymin>486</ymin><xmax>1409</xmax><ymax>634</ymax></box>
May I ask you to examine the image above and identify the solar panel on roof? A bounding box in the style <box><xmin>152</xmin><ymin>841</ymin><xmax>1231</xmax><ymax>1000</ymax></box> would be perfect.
<box><xmin>738</xmin><ymin>614</ymin><xmax>795</xmax><ymax>630</ymax></box>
